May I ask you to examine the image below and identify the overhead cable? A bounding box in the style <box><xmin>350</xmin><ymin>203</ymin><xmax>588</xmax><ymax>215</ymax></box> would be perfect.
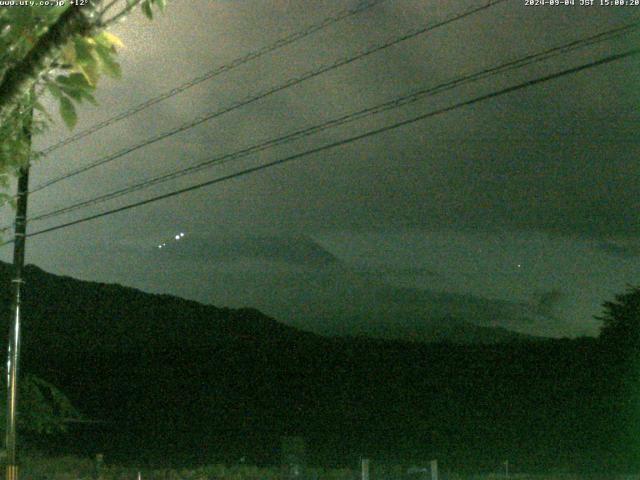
<box><xmin>4</xmin><ymin>47</ymin><xmax>635</xmax><ymax>245</ymax></box>
<box><xmin>36</xmin><ymin>0</ymin><xmax>388</xmax><ymax>156</ymax></box>
<box><xmin>22</xmin><ymin>20</ymin><xmax>640</xmax><ymax>226</ymax></box>
<box><xmin>29</xmin><ymin>0</ymin><xmax>508</xmax><ymax>194</ymax></box>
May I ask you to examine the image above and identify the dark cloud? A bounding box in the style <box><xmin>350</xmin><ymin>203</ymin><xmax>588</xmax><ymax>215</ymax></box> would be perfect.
<box><xmin>123</xmin><ymin>234</ymin><xmax>339</xmax><ymax>267</ymax></box>
<box><xmin>529</xmin><ymin>288</ymin><xmax>564</xmax><ymax>318</ymax></box>
<box><xmin>204</xmin><ymin>235</ymin><xmax>338</xmax><ymax>266</ymax></box>
<box><xmin>26</xmin><ymin>0</ymin><xmax>640</xmax><ymax>239</ymax></box>
<box><xmin>0</xmin><ymin>0</ymin><xmax>635</xmax><ymax>340</ymax></box>
<box><xmin>275</xmin><ymin>269</ymin><xmax>571</xmax><ymax>337</ymax></box>
<box><xmin>351</xmin><ymin>266</ymin><xmax>442</xmax><ymax>277</ymax></box>
<box><xmin>595</xmin><ymin>240</ymin><xmax>640</xmax><ymax>259</ymax></box>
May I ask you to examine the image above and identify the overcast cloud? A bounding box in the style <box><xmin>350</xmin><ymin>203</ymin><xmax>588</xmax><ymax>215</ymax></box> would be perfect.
<box><xmin>0</xmin><ymin>0</ymin><xmax>638</xmax><ymax>338</ymax></box>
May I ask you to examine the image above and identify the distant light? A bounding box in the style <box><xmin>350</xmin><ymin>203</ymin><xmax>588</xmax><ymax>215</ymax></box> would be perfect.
<box><xmin>158</xmin><ymin>245</ymin><xmax>162</xmax><ymax>249</ymax></box>
<box><xmin>175</xmin><ymin>235</ymin><xmax>180</xmax><ymax>240</ymax></box>
<box><xmin>180</xmin><ymin>232</ymin><xmax>185</xmax><ymax>237</ymax></box>
<box><xmin>517</xmin><ymin>264</ymin><xmax>521</xmax><ymax>268</ymax></box>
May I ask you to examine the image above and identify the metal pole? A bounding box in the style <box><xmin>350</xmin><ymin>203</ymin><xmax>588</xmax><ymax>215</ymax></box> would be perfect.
<box><xmin>5</xmin><ymin>144</ymin><xmax>31</xmax><ymax>480</ymax></box>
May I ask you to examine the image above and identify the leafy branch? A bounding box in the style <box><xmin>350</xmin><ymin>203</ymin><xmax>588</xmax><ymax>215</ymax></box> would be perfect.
<box><xmin>0</xmin><ymin>0</ymin><xmax>167</xmax><ymax>179</ymax></box>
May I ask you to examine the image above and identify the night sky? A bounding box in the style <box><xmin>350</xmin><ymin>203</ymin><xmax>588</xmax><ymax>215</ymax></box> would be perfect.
<box><xmin>1</xmin><ymin>0</ymin><xmax>638</xmax><ymax>338</ymax></box>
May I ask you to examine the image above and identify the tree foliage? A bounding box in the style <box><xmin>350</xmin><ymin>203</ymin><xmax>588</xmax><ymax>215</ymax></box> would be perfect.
<box><xmin>594</xmin><ymin>286</ymin><xmax>640</xmax><ymax>468</ymax></box>
<box><xmin>0</xmin><ymin>0</ymin><xmax>167</xmax><ymax>186</ymax></box>
<box><xmin>0</xmin><ymin>373</ymin><xmax>82</xmax><ymax>435</ymax></box>
<box><xmin>597</xmin><ymin>285</ymin><xmax>640</xmax><ymax>352</ymax></box>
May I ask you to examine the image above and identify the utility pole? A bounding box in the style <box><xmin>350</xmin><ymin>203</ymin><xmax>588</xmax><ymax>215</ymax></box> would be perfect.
<box><xmin>5</xmin><ymin>111</ymin><xmax>31</xmax><ymax>480</ymax></box>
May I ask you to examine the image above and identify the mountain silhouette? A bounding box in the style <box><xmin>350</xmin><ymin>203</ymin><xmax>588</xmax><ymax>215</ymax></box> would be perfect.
<box><xmin>0</xmin><ymin>262</ymin><xmax>614</xmax><ymax>471</ymax></box>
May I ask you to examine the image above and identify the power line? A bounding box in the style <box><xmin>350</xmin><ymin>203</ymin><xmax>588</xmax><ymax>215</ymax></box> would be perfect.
<box><xmin>36</xmin><ymin>0</ymin><xmax>388</xmax><ymax>157</ymax></box>
<box><xmin>21</xmin><ymin>20</ymin><xmax>640</xmax><ymax>227</ymax></box>
<box><xmin>2</xmin><ymin>20</ymin><xmax>636</xmax><ymax>234</ymax></box>
<box><xmin>5</xmin><ymin>47</ymin><xmax>636</xmax><ymax>246</ymax></box>
<box><xmin>32</xmin><ymin>0</ymin><xmax>505</xmax><ymax>192</ymax></box>
<box><xmin>29</xmin><ymin>0</ymin><xmax>508</xmax><ymax>194</ymax></box>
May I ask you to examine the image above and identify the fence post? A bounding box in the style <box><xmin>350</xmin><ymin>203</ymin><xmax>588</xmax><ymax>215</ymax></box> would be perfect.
<box><xmin>94</xmin><ymin>454</ymin><xmax>104</xmax><ymax>480</ymax></box>
<box><xmin>361</xmin><ymin>458</ymin><xmax>370</xmax><ymax>480</ymax></box>
<box><xmin>429</xmin><ymin>460</ymin><xmax>437</xmax><ymax>480</ymax></box>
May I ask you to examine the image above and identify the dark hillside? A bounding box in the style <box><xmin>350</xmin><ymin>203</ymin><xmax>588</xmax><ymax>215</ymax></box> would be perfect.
<box><xmin>0</xmin><ymin>263</ymin><xmax>620</xmax><ymax>471</ymax></box>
